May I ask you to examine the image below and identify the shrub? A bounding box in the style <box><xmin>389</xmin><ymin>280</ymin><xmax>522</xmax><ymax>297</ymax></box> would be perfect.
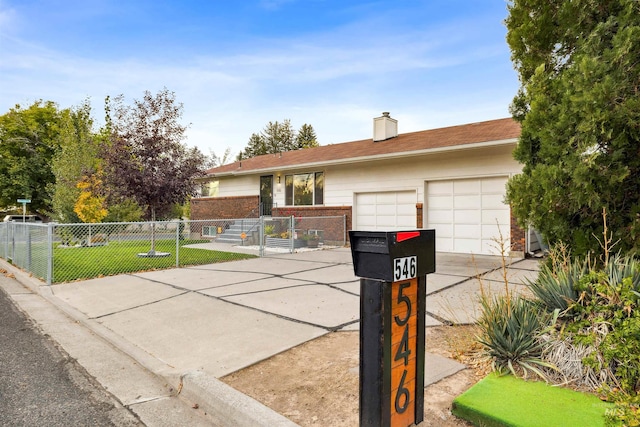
<box><xmin>477</xmin><ymin>295</ymin><xmax>556</xmax><ymax>380</ymax></box>
<box><xmin>527</xmin><ymin>259</ymin><xmax>583</xmax><ymax>315</ymax></box>
<box><xmin>263</xmin><ymin>225</ymin><xmax>275</xmax><ymax>236</ymax></box>
<box><xmin>570</xmin><ymin>273</ymin><xmax>640</xmax><ymax>394</ymax></box>
<box><xmin>527</xmin><ymin>251</ymin><xmax>640</xmax><ymax>425</ymax></box>
<box><xmin>605</xmin><ymin>254</ymin><xmax>640</xmax><ymax>292</ymax></box>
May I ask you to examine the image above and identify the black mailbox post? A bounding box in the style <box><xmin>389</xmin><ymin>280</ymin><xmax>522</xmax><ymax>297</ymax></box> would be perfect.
<box><xmin>350</xmin><ymin>230</ymin><xmax>436</xmax><ymax>427</ymax></box>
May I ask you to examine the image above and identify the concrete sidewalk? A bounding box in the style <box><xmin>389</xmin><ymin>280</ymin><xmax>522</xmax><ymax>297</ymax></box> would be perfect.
<box><xmin>1</xmin><ymin>246</ymin><xmax>540</xmax><ymax>426</ymax></box>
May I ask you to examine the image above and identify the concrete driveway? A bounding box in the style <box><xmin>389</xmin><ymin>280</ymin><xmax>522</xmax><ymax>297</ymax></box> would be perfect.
<box><xmin>49</xmin><ymin>246</ymin><xmax>540</xmax><ymax>381</ymax></box>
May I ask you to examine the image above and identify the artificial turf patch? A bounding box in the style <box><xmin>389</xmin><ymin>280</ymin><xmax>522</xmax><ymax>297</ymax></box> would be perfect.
<box><xmin>452</xmin><ymin>372</ymin><xmax>614</xmax><ymax>427</ymax></box>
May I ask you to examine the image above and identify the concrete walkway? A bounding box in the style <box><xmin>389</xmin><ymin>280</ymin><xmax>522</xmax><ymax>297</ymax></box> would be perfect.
<box><xmin>1</xmin><ymin>245</ymin><xmax>540</xmax><ymax>426</ymax></box>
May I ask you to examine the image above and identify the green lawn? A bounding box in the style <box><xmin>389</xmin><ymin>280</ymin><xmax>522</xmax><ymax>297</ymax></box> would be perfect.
<box><xmin>452</xmin><ymin>373</ymin><xmax>614</xmax><ymax>427</ymax></box>
<box><xmin>52</xmin><ymin>239</ymin><xmax>255</xmax><ymax>283</ymax></box>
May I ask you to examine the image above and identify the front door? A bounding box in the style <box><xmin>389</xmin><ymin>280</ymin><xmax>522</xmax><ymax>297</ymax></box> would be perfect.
<box><xmin>260</xmin><ymin>175</ymin><xmax>273</xmax><ymax>216</ymax></box>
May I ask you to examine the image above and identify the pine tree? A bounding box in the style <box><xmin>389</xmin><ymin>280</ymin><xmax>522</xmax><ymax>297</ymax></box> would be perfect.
<box><xmin>237</xmin><ymin>119</ymin><xmax>319</xmax><ymax>160</ymax></box>
<box><xmin>295</xmin><ymin>123</ymin><xmax>319</xmax><ymax>149</ymax></box>
<box><xmin>505</xmin><ymin>0</ymin><xmax>640</xmax><ymax>255</ymax></box>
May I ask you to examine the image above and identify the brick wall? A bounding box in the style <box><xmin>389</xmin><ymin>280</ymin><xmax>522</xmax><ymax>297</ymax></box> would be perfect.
<box><xmin>416</xmin><ymin>203</ymin><xmax>423</xmax><ymax>228</ymax></box>
<box><xmin>190</xmin><ymin>196</ymin><xmax>259</xmax><ymax>220</ymax></box>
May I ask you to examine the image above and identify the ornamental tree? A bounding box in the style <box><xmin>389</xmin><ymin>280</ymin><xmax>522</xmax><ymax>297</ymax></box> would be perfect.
<box><xmin>74</xmin><ymin>175</ymin><xmax>107</xmax><ymax>224</ymax></box>
<box><xmin>102</xmin><ymin>89</ymin><xmax>206</xmax><ymax>253</ymax></box>
<box><xmin>505</xmin><ymin>0</ymin><xmax>640</xmax><ymax>256</ymax></box>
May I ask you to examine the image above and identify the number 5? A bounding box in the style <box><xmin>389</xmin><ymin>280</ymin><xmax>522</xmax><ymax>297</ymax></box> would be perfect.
<box><xmin>395</xmin><ymin>281</ymin><xmax>411</xmax><ymax>326</ymax></box>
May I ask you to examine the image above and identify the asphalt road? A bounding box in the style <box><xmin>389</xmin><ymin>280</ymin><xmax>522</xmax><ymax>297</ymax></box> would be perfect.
<box><xmin>0</xmin><ymin>280</ymin><xmax>142</xmax><ymax>427</ymax></box>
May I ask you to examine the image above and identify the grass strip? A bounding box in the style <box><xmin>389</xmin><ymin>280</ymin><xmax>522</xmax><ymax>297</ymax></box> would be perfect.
<box><xmin>452</xmin><ymin>373</ymin><xmax>613</xmax><ymax>427</ymax></box>
<box><xmin>52</xmin><ymin>239</ymin><xmax>255</xmax><ymax>283</ymax></box>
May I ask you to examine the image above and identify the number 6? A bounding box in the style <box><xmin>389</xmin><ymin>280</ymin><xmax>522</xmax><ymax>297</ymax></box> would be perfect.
<box><xmin>395</xmin><ymin>370</ymin><xmax>410</xmax><ymax>414</ymax></box>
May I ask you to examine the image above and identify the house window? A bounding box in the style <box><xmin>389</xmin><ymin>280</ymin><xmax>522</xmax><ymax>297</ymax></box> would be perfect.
<box><xmin>285</xmin><ymin>172</ymin><xmax>324</xmax><ymax>206</ymax></box>
<box><xmin>200</xmin><ymin>180</ymin><xmax>219</xmax><ymax>197</ymax></box>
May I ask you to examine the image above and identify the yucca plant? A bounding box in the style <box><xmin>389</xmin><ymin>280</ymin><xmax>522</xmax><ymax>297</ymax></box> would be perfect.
<box><xmin>526</xmin><ymin>258</ymin><xmax>586</xmax><ymax>315</ymax></box>
<box><xmin>477</xmin><ymin>295</ymin><xmax>557</xmax><ymax>380</ymax></box>
<box><xmin>606</xmin><ymin>254</ymin><xmax>640</xmax><ymax>292</ymax></box>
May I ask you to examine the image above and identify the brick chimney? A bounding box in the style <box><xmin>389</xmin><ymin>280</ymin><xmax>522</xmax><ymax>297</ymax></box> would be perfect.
<box><xmin>373</xmin><ymin>112</ymin><xmax>398</xmax><ymax>142</ymax></box>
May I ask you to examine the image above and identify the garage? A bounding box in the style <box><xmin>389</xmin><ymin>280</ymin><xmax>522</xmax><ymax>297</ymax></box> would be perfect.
<box><xmin>426</xmin><ymin>177</ymin><xmax>510</xmax><ymax>255</ymax></box>
<box><xmin>355</xmin><ymin>191</ymin><xmax>416</xmax><ymax>231</ymax></box>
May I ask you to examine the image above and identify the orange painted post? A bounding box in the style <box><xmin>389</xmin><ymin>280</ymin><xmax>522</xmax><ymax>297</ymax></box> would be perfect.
<box><xmin>390</xmin><ymin>278</ymin><xmax>419</xmax><ymax>426</ymax></box>
<box><xmin>350</xmin><ymin>230</ymin><xmax>435</xmax><ymax>427</ymax></box>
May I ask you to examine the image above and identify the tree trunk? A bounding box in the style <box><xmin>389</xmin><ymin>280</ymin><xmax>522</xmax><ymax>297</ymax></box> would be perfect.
<box><xmin>149</xmin><ymin>206</ymin><xmax>156</xmax><ymax>255</ymax></box>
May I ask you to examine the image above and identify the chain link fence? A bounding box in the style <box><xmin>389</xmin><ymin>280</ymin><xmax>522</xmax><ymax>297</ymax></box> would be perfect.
<box><xmin>0</xmin><ymin>222</ymin><xmax>51</xmax><ymax>281</ymax></box>
<box><xmin>0</xmin><ymin>216</ymin><xmax>347</xmax><ymax>285</ymax></box>
<box><xmin>262</xmin><ymin>216</ymin><xmax>347</xmax><ymax>252</ymax></box>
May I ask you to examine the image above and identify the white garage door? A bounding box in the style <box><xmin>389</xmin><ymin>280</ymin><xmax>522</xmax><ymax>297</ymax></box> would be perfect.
<box><xmin>427</xmin><ymin>177</ymin><xmax>510</xmax><ymax>255</ymax></box>
<box><xmin>355</xmin><ymin>191</ymin><xmax>416</xmax><ymax>231</ymax></box>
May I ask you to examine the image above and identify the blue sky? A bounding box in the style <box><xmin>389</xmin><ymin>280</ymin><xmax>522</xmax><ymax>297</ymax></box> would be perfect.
<box><xmin>0</xmin><ymin>0</ymin><xmax>518</xmax><ymax>158</ymax></box>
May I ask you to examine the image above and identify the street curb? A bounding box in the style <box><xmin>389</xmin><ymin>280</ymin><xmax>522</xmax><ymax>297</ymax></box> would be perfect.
<box><xmin>180</xmin><ymin>371</ymin><xmax>300</xmax><ymax>427</ymax></box>
<box><xmin>0</xmin><ymin>260</ymin><xmax>300</xmax><ymax>427</ymax></box>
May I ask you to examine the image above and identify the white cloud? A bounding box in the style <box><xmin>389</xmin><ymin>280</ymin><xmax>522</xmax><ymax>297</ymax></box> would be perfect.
<box><xmin>0</xmin><ymin>2</ymin><xmax>517</xmax><ymax>158</ymax></box>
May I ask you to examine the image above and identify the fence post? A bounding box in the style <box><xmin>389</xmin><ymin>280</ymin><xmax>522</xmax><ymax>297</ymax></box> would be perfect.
<box><xmin>10</xmin><ymin>222</ymin><xmax>15</xmax><ymax>261</ymax></box>
<box><xmin>289</xmin><ymin>215</ymin><xmax>295</xmax><ymax>253</ymax></box>
<box><xmin>259</xmin><ymin>216</ymin><xmax>264</xmax><ymax>257</ymax></box>
<box><xmin>47</xmin><ymin>223</ymin><xmax>53</xmax><ymax>285</ymax></box>
<box><xmin>3</xmin><ymin>224</ymin><xmax>7</xmax><ymax>259</ymax></box>
<box><xmin>26</xmin><ymin>227</ymin><xmax>32</xmax><ymax>271</ymax></box>
<box><xmin>176</xmin><ymin>220</ymin><xmax>180</xmax><ymax>268</ymax></box>
<box><xmin>343</xmin><ymin>214</ymin><xmax>347</xmax><ymax>246</ymax></box>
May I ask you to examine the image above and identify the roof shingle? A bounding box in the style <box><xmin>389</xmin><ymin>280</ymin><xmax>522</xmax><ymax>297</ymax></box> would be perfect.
<box><xmin>207</xmin><ymin>117</ymin><xmax>520</xmax><ymax>176</ymax></box>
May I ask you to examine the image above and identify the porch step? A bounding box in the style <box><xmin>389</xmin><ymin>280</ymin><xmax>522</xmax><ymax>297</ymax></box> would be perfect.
<box><xmin>216</xmin><ymin>219</ymin><xmax>260</xmax><ymax>244</ymax></box>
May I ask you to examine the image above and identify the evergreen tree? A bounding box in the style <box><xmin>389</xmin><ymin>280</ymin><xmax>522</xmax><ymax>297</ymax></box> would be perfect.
<box><xmin>295</xmin><ymin>123</ymin><xmax>319</xmax><ymax>149</ymax></box>
<box><xmin>263</xmin><ymin>119</ymin><xmax>296</xmax><ymax>153</ymax></box>
<box><xmin>505</xmin><ymin>0</ymin><xmax>640</xmax><ymax>256</ymax></box>
<box><xmin>238</xmin><ymin>133</ymin><xmax>266</xmax><ymax>160</ymax></box>
<box><xmin>237</xmin><ymin>119</ymin><xmax>318</xmax><ymax>160</ymax></box>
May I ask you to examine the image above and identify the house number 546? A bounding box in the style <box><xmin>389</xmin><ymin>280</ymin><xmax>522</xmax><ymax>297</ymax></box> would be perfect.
<box><xmin>394</xmin><ymin>281</ymin><xmax>412</xmax><ymax>414</ymax></box>
<box><xmin>394</xmin><ymin>256</ymin><xmax>417</xmax><ymax>281</ymax></box>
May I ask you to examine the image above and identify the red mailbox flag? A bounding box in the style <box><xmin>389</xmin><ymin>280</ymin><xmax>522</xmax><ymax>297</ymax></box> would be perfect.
<box><xmin>396</xmin><ymin>231</ymin><xmax>420</xmax><ymax>242</ymax></box>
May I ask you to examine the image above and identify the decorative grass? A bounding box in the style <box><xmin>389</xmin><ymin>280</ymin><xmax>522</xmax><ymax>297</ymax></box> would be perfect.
<box><xmin>452</xmin><ymin>373</ymin><xmax>613</xmax><ymax>427</ymax></box>
<box><xmin>477</xmin><ymin>295</ymin><xmax>555</xmax><ymax>380</ymax></box>
<box><xmin>52</xmin><ymin>239</ymin><xmax>255</xmax><ymax>283</ymax></box>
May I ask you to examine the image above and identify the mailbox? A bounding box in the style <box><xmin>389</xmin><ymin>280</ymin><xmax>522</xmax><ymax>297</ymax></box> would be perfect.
<box><xmin>350</xmin><ymin>229</ymin><xmax>436</xmax><ymax>427</ymax></box>
<box><xmin>350</xmin><ymin>230</ymin><xmax>436</xmax><ymax>282</ymax></box>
